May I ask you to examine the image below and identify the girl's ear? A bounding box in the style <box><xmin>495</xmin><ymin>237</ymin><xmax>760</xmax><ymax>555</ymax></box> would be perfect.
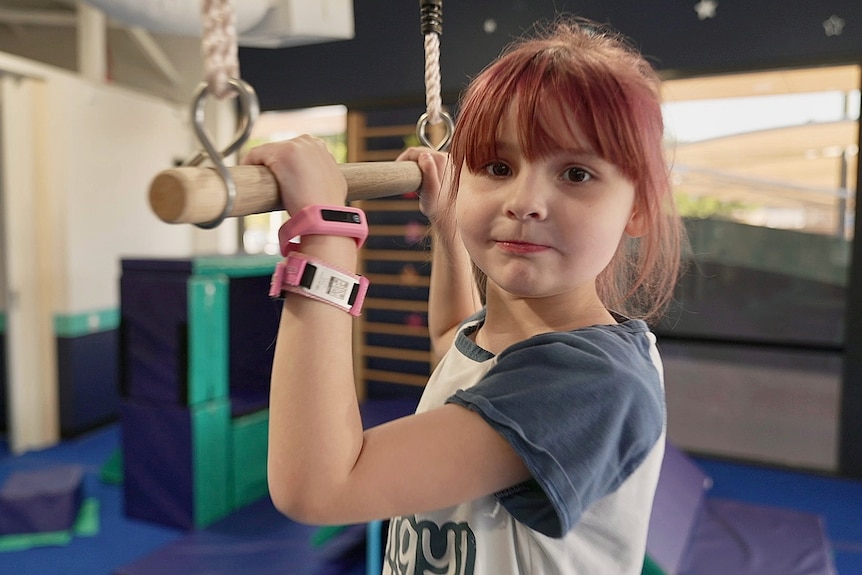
<box><xmin>625</xmin><ymin>204</ymin><xmax>649</xmax><ymax>238</ymax></box>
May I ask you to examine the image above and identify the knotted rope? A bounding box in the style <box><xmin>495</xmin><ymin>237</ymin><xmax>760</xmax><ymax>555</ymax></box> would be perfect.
<box><xmin>201</xmin><ymin>0</ymin><xmax>240</xmax><ymax>99</ymax></box>
<box><xmin>423</xmin><ymin>32</ymin><xmax>442</xmax><ymax>125</ymax></box>
<box><xmin>417</xmin><ymin>0</ymin><xmax>452</xmax><ymax>150</ymax></box>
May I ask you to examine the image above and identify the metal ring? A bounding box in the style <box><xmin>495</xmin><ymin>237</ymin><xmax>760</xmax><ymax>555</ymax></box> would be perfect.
<box><xmin>184</xmin><ymin>77</ymin><xmax>260</xmax><ymax>229</ymax></box>
<box><xmin>416</xmin><ymin>110</ymin><xmax>454</xmax><ymax>152</ymax></box>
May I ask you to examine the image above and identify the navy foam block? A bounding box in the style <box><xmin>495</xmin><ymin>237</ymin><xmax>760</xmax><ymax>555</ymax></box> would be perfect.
<box><xmin>120</xmin><ymin>264</ymin><xmax>191</xmax><ymax>404</ymax></box>
<box><xmin>121</xmin><ymin>399</ymin><xmax>195</xmax><ymax>530</ymax></box>
<box><xmin>226</xmin><ymin>274</ymin><xmax>279</xmax><ymax>417</ymax></box>
<box><xmin>0</xmin><ymin>465</ymin><xmax>84</xmax><ymax>535</ymax></box>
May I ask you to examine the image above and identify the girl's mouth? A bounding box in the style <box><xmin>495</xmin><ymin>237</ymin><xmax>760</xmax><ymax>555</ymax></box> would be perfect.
<box><xmin>496</xmin><ymin>241</ymin><xmax>549</xmax><ymax>255</ymax></box>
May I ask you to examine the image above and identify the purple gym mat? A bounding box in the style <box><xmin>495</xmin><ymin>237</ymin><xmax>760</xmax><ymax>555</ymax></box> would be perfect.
<box><xmin>0</xmin><ymin>465</ymin><xmax>84</xmax><ymax>535</ymax></box>
<box><xmin>680</xmin><ymin>498</ymin><xmax>837</xmax><ymax>575</ymax></box>
<box><xmin>112</xmin><ymin>494</ymin><xmax>362</xmax><ymax>575</ymax></box>
<box><xmin>647</xmin><ymin>443</ymin><xmax>837</xmax><ymax>575</ymax></box>
<box><xmin>646</xmin><ymin>442</ymin><xmax>711</xmax><ymax>574</ymax></box>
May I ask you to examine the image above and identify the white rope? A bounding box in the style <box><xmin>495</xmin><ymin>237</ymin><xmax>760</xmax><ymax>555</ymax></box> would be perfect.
<box><xmin>201</xmin><ymin>0</ymin><xmax>239</xmax><ymax>99</ymax></box>
<box><xmin>423</xmin><ymin>32</ymin><xmax>442</xmax><ymax>125</ymax></box>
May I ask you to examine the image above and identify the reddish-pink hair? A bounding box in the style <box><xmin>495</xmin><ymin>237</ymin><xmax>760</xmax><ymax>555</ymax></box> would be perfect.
<box><xmin>445</xmin><ymin>19</ymin><xmax>683</xmax><ymax>323</ymax></box>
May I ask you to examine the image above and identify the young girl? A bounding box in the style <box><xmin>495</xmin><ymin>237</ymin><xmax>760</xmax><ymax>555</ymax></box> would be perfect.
<box><xmin>243</xmin><ymin>18</ymin><xmax>683</xmax><ymax>575</ymax></box>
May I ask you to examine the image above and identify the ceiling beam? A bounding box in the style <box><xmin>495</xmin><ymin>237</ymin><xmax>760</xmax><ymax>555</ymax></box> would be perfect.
<box><xmin>0</xmin><ymin>5</ymin><xmax>184</xmax><ymax>90</ymax></box>
<box><xmin>0</xmin><ymin>7</ymin><xmax>76</xmax><ymax>27</ymax></box>
<box><xmin>124</xmin><ymin>26</ymin><xmax>182</xmax><ymax>88</ymax></box>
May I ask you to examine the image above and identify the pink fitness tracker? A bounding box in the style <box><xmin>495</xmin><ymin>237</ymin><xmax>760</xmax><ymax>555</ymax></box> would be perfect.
<box><xmin>278</xmin><ymin>204</ymin><xmax>368</xmax><ymax>256</ymax></box>
<box><xmin>269</xmin><ymin>252</ymin><xmax>369</xmax><ymax>317</ymax></box>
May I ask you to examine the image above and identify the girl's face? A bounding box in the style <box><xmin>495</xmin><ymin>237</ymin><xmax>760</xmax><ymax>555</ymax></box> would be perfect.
<box><xmin>455</xmin><ymin>106</ymin><xmax>644</xmax><ymax>307</ymax></box>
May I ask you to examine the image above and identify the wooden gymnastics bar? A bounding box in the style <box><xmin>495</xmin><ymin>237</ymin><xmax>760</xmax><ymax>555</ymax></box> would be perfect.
<box><xmin>148</xmin><ymin>161</ymin><xmax>423</xmax><ymax>224</ymax></box>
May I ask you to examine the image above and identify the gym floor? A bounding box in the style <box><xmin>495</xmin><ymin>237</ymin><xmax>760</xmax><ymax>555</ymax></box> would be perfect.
<box><xmin>1</xmin><ymin>422</ymin><xmax>862</xmax><ymax>575</ymax></box>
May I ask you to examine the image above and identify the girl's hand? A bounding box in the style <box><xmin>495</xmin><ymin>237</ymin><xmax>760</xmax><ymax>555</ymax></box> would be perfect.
<box><xmin>242</xmin><ymin>135</ymin><xmax>348</xmax><ymax>215</ymax></box>
<box><xmin>396</xmin><ymin>147</ymin><xmax>450</xmax><ymax>219</ymax></box>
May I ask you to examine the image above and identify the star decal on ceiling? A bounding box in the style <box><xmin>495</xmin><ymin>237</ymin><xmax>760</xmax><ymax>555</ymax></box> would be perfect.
<box><xmin>822</xmin><ymin>15</ymin><xmax>845</xmax><ymax>37</ymax></box>
<box><xmin>694</xmin><ymin>0</ymin><xmax>718</xmax><ymax>20</ymax></box>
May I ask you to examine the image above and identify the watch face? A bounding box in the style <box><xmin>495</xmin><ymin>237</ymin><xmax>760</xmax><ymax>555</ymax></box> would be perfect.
<box><xmin>321</xmin><ymin>209</ymin><xmax>362</xmax><ymax>224</ymax></box>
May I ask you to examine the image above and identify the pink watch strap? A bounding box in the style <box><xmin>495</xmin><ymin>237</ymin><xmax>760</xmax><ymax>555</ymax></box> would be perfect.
<box><xmin>278</xmin><ymin>205</ymin><xmax>368</xmax><ymax>256</ymax></box>
<box><xmin>269</xmin><ymin>252</ymin><xmax>369</xmax><ymax>317</ymax></box>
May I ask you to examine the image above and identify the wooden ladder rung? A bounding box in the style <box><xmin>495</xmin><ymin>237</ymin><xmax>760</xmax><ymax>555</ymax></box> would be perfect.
<box><xmin>363</xmin><ymin>273</ymin><xmax>430</xmax><ymax>287</ymax></box>
<box><xmin>363</xmin><ymin>369</ymin><xmax>429</xmax><ymax>387</ymax></box>
<box><xmin>361</xmin><ymin>249</ymin><xmax>429</xmax><ymax>262</ymax></box>
<box><xmin>363</xmin><ymin>298</ymin><xmax>428</xmax><ymax>312</ymax></box>
<box><xmin>350</xmin><ymin>110</ymin><xmax>434</xmax><ymax>396</ymax></box>
<box><xmin>362</xmin><ymin>124</ymin><xmax>416</xmax><ymax>138</ymax></box>
<box><xmin>368</xmin><ymin>224</ymin><xmax>429</xmax><ymax>237</ymax></box>
<box><xmin>359</xmin><ymin>200</ymin><xmax>420</xmax><ymax>212</ymax></box>
<box><xmin>364</xmin><ymin>345</ymin><xmax>430</xmax><ymax>363</ymax></box>
<box><xmin>362</xmin><ymin>321</ymin><xmax>429</xmax><ymax>337</ymax></box>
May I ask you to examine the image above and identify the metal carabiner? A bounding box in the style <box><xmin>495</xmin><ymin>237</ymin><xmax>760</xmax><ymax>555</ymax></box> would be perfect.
<box><xmin>416</xmin><ymin>110</ymin><xmax>454</xmax><ymax>152</ymax></box>
<box><xmin>184</xmin><ymin>77</ymin><xmax>260</xmax><ymax>229</ymax></box>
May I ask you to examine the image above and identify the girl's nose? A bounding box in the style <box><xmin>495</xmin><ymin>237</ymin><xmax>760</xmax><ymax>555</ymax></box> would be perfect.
<box><xmin>504</xmin><ymin>174</ymin><xmax>547</xmax><ymax>221</ymax></box>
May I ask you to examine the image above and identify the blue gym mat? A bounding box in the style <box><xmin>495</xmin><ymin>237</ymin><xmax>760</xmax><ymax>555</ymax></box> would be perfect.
<box><xmin>1</xmin><ymin>405</ymin><xmax>861</xmax><ymax>575</ymax></box>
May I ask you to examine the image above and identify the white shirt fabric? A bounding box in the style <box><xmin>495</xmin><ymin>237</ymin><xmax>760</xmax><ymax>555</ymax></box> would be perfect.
<box><xmin>382</xmin><ymin>311</ymin><xmax>666</xmax><ymax>575</ymax></box>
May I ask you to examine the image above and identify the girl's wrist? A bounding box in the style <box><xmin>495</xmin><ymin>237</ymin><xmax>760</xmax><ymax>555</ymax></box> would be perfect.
<box><xmin>296</xmin><ymin>235</ymin><xmax>359</xmax><ymax>269</ymax></box>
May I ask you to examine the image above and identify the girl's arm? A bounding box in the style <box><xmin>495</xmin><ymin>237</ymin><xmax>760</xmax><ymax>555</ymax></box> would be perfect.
<box><xmin>397</xmin><ymin>148</ymin><xmax>481</xmax><ymax>362</ymax></box>
<box><xmin>243</xmin><ymin>137</ymin><xmax>528</xmax><ymax>526</ymax></box>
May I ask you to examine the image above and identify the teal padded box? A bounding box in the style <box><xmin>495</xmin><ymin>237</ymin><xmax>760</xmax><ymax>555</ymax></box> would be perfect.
<box><xmin>187</xmin><ymin>274</ymin><xmax>229</xmax><ymax>404</ymax></box>
<box><xmin>231</xmin><ymin>409</ymin><xmax>270</xmax><ymax>509</ymax></box>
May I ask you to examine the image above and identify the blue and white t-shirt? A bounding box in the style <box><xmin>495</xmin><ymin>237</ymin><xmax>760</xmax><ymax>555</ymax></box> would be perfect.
<box><xmin>383</xmin><ymin>311</ymin><xmax>666</xmax><ymax>575</ymax></box>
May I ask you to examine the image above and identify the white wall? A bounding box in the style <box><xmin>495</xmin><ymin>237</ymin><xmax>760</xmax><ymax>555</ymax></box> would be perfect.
<box><xmin>45</xmin><ymin>73</ymin><xmax>194</xmax><ymax>312</ymax></box>
<box><xmin>0</xmin><ymin>49</ymin><xmax>238</xmax><ymax>451</ymax></box>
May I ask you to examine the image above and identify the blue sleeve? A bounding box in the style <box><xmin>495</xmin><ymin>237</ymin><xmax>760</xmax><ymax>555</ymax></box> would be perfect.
<box><xmin>446</xmin><ymin>328</ymin><xmax>664</xmax><ymax>538</ymax></box>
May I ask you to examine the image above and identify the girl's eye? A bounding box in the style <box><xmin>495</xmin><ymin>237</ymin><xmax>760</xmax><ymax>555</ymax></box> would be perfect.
<box><xmin>563</xmin><ymin>167</ymin><xmax>592</xmax><ymax>183</ymax></box>
<box><xmin>484</xmin><ymin>162</ymin><xmax>511</xmax><ymax>177</ymax></box>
